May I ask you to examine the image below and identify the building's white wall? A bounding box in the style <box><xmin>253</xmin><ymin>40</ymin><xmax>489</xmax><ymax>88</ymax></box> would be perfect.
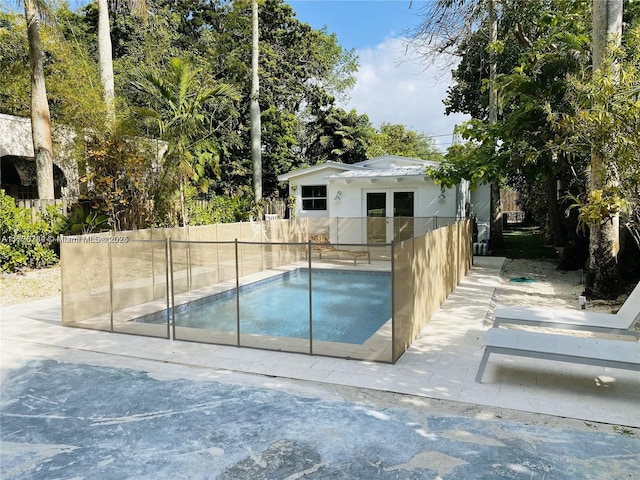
<box><xmin>287</xmin><ymin>167</ymin><xmax>347</xmax><ymax>218</ymax></box>
<box><xmin>456</xmin><ymin>179</ymin><xmax>471</xmax><ymax>219</ymax></box>
<box><xmin>291</xmin><ymin>174</ymin><xmax>460</xmax><ymax>221</ymax></box>
<box><xmin>471</xmin><ymin>182</ymin><xmax>491</xmax><ymax>242</ymax></box>
<box><xmin>284</xmin><ymin>157</ymin><xmax>467</xmax><ymax>243</ymax></box>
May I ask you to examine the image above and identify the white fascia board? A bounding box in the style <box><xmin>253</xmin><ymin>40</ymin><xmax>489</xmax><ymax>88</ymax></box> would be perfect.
<box><xmin>277</xmin><ymin>161</ymin><xmax>354</xmax><ymax>182</ymax></box>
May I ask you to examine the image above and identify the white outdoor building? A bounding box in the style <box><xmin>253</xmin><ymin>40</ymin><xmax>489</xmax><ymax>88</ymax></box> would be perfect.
<box><xmin>278</xmin><ymin>155</ymin><xmax>491</xmax><ymax>244</ymax></box>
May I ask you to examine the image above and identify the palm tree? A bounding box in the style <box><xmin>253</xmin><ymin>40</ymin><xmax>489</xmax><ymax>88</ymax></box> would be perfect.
<box><xmin>97</xmin><ymin>0</ymin><xmax>145</xmax><ymax>125</ymax></box>
<box><xmin>250</xmin><ymin>0</ymin><xmax>262</xmax><ymax>202</ymax></box>
<box><xmin>586</xmin><ymin>0</ymin><xmax>623</xmax><ymax>297</ymax></box>
<box><xmin>24</xmin><ymin>0</ymin><xmax>54</xmax><ymax>199</ymax></box>
<box><xmin>131</xmin><ymin>58</ymin><xmax>239</xmax><ymax>224</ymax></box>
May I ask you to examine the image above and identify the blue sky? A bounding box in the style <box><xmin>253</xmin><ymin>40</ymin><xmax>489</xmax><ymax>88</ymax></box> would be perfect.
<box><xmin>287</xmin><ymin>1</ymin><xmax>468</xmax><ymax>150</ymax></box>
<box><xmin>288</xmin><ymin>0</ymin><xmax>422</xmax><ymax>50</ymax></box>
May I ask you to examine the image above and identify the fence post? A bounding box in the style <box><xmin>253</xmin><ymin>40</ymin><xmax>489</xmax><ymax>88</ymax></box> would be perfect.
<box><xmin>164</xmin><ymin>238</ymin><xmax>171</xmax><ymax>339</ymax></box>
<box><xmin>108</xmin><ymin>237</ymin><xmax>114</xmax><ymax>333</ymax></box>
<box><xmin>308</xmin><ymin>240</ymin><xmax>313</xmax><ymax>356</ymax></box>
<box><xmin>169</xmin><ymin>238</ymin><xmax>176</xmax><ymax>340</ymax></box>
<box><xmin>390</xmin><ymin>240</ymin><xmax>396</xmax><ymax>362</ymax></box>
<box><xmin>186</xmin><ymin>225</ymin><xmax>192</xmax><ymax>291</ymax></box>
<box><xmin>235</xmin><ymin>239</ymin><xmax>241</xmax><ymax>346</ymax></box>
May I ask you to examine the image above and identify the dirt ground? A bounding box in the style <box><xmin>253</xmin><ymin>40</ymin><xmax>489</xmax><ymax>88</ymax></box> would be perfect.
<box><xmin>496</xmin><ymin>257</ymin><xmax>627</xmax><ymax>314</ymax></box>
<box><xmin>1</xmin><ymin>265</ymin><xmax>62</xmax><ymax>306</ymax></box>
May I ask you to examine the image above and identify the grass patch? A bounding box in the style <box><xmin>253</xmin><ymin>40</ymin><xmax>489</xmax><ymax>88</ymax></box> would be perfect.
<box><xmin>499</xmin><ymin>227</ymin><xmax>559</xmax><ymax>259</ymax></box>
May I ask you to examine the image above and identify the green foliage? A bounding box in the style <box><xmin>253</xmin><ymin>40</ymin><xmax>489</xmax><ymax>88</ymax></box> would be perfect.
<box><xmin>58</xmin><ymin>205</ymin><xmax>111</xmax><ymax>235</ymax></box>
<box><xmin>438</xmin><ymin>0</ymin><xmax>593</xmax><ymax>243</ymax></box>
<box><xmin>82</xmin><ymin>129</ymin><xmax>157</xmax><ymax>230</ymax></box>
<box><xmin>0</xmin><ymin>9</ymin><xmax>106</xmax><ymax>128</ymax></box>
<box><xmin>429</xmin><ymin>121</ymin><xmax>505</xmax><ymax>188</ymax></box>
<box><xmin>1</xmin><ymin>0</ymin><xmax>363</xmax><ymax>213</ymax></box>
<box><xmin>302</xmin><ymin>107</ymin><xmax>373</xmax><ymax>164</ymax></box>
<box><xmin>0</xmin><ymin>192</ymin><xmax>61</xmax><ymax>272</ymax></box>
<box><xmin>367</xmin><ymin>123</ymin><xmax>442</xmax><ymax>160</ymax></box>
<box><xmin>559</xmin><ymin>23</ymin><xmax>640</xmax><ymax>237</ymax></box>
<box><xmin>130</xmin><ymin>56</ymin><xmax>239</xmax><ymax>221</ymax></box>
<box><xmin>565</xmin><ymin>189</ymin><xmax>627</xmax><ymax>234</ymax></box>
<box><xmin>0</xmin><ymin>12</ymin><xmax>30</xmax><ymax>116</ymax></box>
<box><xmin>187</xmin><ymin>195</ymin><xmax>252</xmax><ymax>225</ymax></box>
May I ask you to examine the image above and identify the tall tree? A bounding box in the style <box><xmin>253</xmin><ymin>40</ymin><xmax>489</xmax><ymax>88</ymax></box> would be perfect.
<box><xmin>367</xmin><ymin>123</ymin><xmax>441</xmax><ymax>160</ymax></box>
<box><xmin>97</xmin><ymin>0</ymin><xmax>115</xmax><ymax>123</ymax></box>
<box><xmin>250</xmin><ymin>0</ymin><xmax>262</xmax><ymax>202</ymax></box>
<box><xmin>24</xmin><ymin>0</ymin><xmax>54</xmax><ymax>199</ymax></box>
<box><xmin>487</xmin><ymin>0</ymin><xmax>504</xmax><ymax>249</ymax></box>
<box><xmin>411</xmin><ymin>0</ymin><xmax>506</xmax><ymax>246</ymax></box>
<box><xmin>302</xmin><ymin>107</ymin><xmax>373</xmax><ymax>165</ymax></box>
<box><xmin>96</xmin><ymin>0</ymin><xmax>145</xmax><ymax>125</ymax></box>
<box><xmin>429</xmin><ymin>0</ymin><xmax>592</xmax><ymax>248</ymax></box>
<box><xmin>131</xmin><ymin>57</ymin><xmax>238</xmax><ymax>224</ymax></box>
<box><xmin>585</xmin><ymin>0</ymin><xmax>624</xmax><ymax>296</ymax></box>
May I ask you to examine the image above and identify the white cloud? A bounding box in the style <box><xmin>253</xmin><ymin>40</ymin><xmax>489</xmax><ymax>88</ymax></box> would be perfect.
<box><xmin>340</xmin><ymin>38</ymin><xmax>469</xmax><ymax>152</ymax></box>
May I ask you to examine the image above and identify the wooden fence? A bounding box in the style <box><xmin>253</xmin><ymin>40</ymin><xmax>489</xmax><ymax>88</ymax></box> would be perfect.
<box><xmin>17</xmin><ymin>198</ymin><xmax>75</xmax><ymax>222</ymax></box>
<box><xmin>16</xmin><ymin>197</ymin><xmax>288</xmax><ymax>223</ymax></box>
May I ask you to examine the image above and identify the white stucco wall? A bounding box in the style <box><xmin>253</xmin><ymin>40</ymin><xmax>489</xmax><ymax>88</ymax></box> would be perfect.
<box><xmin>286</xmin><ymin>166</ymin><xmax>347</xmax><ymax>219</ymax></box>
<box><xmin>281</xmin><ymin>156</ymin><xmax>472</xmax><ymax>244</ymax></box>
<box><xmin>289</xmin><ymin>176</ymin><xmax>458</xmax><ymax>220</ymax></box>
<box><xmin>471</xmin><ymin>182</ymin><xmax>491</xmax><ymax>242</ymax></box>
<box><xmin>288</xmin><ymin>177</ymin><xmax>460</xmax><ymax>243</ymax></box>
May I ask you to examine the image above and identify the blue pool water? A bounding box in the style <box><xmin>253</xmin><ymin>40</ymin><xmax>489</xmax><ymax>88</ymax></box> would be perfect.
<box><xmin>173</xmin><ymin>269</ymin><xmax>391</xmax><ymax>344</ymax></box>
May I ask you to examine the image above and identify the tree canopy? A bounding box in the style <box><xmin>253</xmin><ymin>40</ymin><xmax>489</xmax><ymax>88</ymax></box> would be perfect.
<box><xmin>416</xmin><ymin>0</ymin><xmax>640</xmax><ymax>295</ymax></box>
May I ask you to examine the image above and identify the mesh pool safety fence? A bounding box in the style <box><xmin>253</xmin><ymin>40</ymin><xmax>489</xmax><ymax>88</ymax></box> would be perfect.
<box><xmin>61</xmin><ymin>217</ymin><xmax>472</xmax><ymax>363</ymax></box>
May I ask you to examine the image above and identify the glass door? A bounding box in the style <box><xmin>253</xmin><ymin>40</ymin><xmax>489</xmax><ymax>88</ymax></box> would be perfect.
<box><xmin>366</xmin><ymin>192</ymin><xmax>387</xmax><ymax>244</ymax></box>
<box><xmin>393</xmin><ymin>192</ymin><xmax>414</xmax><ymax>242</ymax></box>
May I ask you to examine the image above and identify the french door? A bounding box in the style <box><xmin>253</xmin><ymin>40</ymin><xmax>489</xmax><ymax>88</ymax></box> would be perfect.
<box><xmin>365</xmin><ymin>191</ymin><xmax>415</xmax><ymax>243</ymax></box>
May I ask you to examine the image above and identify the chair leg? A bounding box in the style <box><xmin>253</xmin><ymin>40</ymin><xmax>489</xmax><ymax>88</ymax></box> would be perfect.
<box><xmin>475</xmin><ymin>349</ymin><xmax>491</xmax><ymax>383</ymax></box>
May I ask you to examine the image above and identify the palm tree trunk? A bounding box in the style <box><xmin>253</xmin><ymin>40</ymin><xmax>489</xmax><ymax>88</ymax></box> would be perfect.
<box><xmin>98</xmin><ymin>0</ymin><xmax>116</xmax><ymax>125</ymax></box>
<box><xmin>488</xmin><ymin>0</ymin><xmax>503</xmax><ymax>249</ymax></box>
<box><xmin>587</xmin><ymin>0</ymin><xmax>623</xmax><ymax>298</ymax></box>
<box><xmin>250</xmin><ymin>0</ymin><xmax>262</xmax><ymax>202</ymax></box>
<box><xmin>544</xmin><ymin>174</ymin><xmax>565</xmax><ymax>247</ymax></box>
<box><xmin>24</xmin><ymin>0</ymin><xmax>54</xmax><ymax>199</ymax></box>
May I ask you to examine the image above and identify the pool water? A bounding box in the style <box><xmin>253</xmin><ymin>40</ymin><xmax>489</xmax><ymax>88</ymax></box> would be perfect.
<box><xmin>173</xmin><ymin>269</ymin><xmax>391</xmax><ymax>344</ymax></box>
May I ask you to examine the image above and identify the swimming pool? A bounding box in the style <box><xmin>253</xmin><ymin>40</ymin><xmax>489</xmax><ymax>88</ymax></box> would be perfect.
<box><xmin>168</xmin><ymin>269</ymin><xmax>391</xmax><ymax>344</ymax></box>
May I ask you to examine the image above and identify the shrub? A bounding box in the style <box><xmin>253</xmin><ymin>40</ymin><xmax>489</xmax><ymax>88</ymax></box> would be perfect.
<box><xmin>0</xmin><ymin>192</ymin><xmax>62</xmax><ymax>272</ymax></box>
<box><xmin>187</xmin><ymin>195</ymin><xmax>252</xmax><ymax>225</ymax></box>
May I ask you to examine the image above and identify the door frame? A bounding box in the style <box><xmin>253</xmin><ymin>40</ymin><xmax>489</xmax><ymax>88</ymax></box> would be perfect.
<box><xmin>362</xmin><ymin>188</ymin><xmax>417</xmax><ymax>243</ymax></box>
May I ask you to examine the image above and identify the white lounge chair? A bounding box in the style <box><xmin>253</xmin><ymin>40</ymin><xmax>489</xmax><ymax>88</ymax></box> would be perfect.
<box><xmin>475</xmin><ymin>328</ymin><xmax>640</xmax><ymax>383</ymax></box>
<box><xmin>493</xmin><ymin>281</ymin><xmax>640</xmax><ymax>337</ymax></box>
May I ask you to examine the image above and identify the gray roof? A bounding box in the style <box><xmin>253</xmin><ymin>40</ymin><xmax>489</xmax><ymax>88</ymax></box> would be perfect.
<box><xmin>326</xmin><ymin>165</ymin><xmax>428</xmax><ymax>179</ymax></box>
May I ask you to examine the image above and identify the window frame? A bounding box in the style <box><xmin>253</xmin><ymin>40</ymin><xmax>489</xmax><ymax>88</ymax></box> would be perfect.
<box><xmin>301</xmin><ymin>185</ymin><xmax>328</xmax><ymax>211</ymax></box>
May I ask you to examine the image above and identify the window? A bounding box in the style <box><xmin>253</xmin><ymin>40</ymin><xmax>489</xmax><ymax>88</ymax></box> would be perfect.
<box><xmin>301</xmin><ymin>185</ymin><xmax>327</xmax><ymax>211</ymax></box>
